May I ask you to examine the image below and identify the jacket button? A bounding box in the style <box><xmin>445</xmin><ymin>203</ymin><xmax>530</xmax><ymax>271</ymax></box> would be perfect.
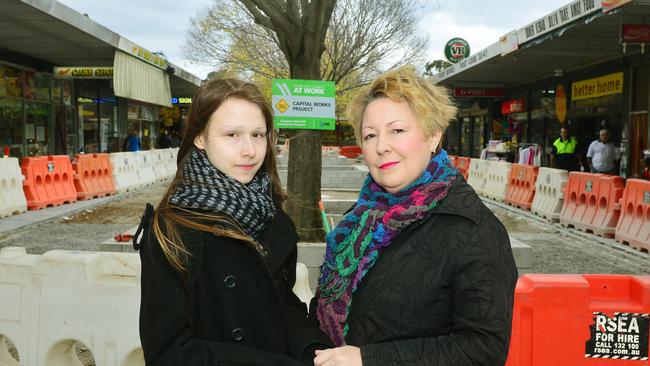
<box><xmin>281</xmin><ymin>269</ymin><xmax>289</xmax><ymax>281</ymax></box>
<box><xmin>224</xmin><ymin>275</ymin><xmax>237</xmax><ymax>290</ymax></box>
<box><xmin>231</xmin><ymin>328</ymin><xmax>245</xmax><ymax>342</ymax></box>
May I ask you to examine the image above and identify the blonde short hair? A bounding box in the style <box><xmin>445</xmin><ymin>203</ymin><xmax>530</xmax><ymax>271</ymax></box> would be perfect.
<box><xmin>346</xmin><ymin>65</ymin><xmax>457</xmax><ymax>145</ymax></box>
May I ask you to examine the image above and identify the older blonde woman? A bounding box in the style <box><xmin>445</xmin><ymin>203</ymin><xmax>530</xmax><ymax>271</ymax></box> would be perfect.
<box><xmin>312</xmin><ymin>66</ymin><xmax>518</xmax><ymax>366</ymax></box>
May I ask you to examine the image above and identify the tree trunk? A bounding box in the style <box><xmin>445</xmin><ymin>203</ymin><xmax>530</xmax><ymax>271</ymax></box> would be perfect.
<box><xmin>285</xmin><ymin>131</ymin><xmax>324</xmax><ymax>241</ymax></box>
<box><xmin>284</xmin><ymin>61</ymin><xmax>325</xmax><ymax>242</ymax></box>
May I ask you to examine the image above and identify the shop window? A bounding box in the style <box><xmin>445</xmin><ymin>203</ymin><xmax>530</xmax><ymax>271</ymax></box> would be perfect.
<box><xmin>24</xmin><ymin>71</ymin><xmax>51</xmax><ymax>101</ymax></box>
<box><xmin>79</xmin><ymin>98</ymin><xmax>99</xmax><ymax>154</ymax></box>
<box><xmin>0</xmin><ymin>98</ymin><xmax>23</xmax><ymax>157</ymax></box>
<box><xmin>0</xmin><ymin>64</ymin><xmax>23</xmax><ymax>98</ymax></box>
<box><xmin>25</xmin><ymin>102</ymin><xmax>50</xmax><ymax>156</ymax></box>
<box><xmin>99</xmin><ymin>96</ymin><xmax>117</xmax><ymax>152</ymax></box>
<box><xmin>128</xmin><ymin>103</ymin><xmax>155</xmax><ymax>150</ymax></box>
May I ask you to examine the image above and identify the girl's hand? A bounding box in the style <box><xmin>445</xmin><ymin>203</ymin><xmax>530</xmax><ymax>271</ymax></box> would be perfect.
<box><xmin>313</xmin><ymin>346</ymin><xmax>362</xmax><ymax>366</ymax></box>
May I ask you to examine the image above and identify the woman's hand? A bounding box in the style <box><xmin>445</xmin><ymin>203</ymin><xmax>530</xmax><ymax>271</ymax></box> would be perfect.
<box><xmin>313</xmin><ymin>346</ymin><xmax>362</xmax><ymax>366</ymax></box>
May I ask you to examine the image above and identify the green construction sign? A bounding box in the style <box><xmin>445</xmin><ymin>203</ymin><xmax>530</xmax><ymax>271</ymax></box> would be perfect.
<box><xmin>272</xmin><ymin>79</ymin><xmax>336</xmax><ymax>130</ymax></box>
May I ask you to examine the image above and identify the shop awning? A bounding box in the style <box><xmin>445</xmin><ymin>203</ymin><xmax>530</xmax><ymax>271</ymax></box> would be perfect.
<box><xmin>0</xmin><ymin>0</ymin><xmax>198</xmax><ymax>102</ymax></box>
<box><xmin>113</xmin><ymin>50</ymin><xmax>172</xmax><ymax>107</ymax></box>
<box><xmin>433</xmin><ymin>0</ymin><xmax>650</xmax><ymax>88</ymax></box>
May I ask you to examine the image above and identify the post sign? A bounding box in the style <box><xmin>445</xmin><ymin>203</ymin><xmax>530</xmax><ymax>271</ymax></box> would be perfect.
<box><xmin>272</xmin><ymin>79</ymin><xmax>336</xmax><ymax>130</ymax></box>
<box><xmin>454</xmin><ymin>87</ymin><xmax>504</xmax><ymax>98</ymax></box>
<box><xmin>444</xmin><ymin>38</ymin><xmax>470</xmax><ymax>64</ymax></box>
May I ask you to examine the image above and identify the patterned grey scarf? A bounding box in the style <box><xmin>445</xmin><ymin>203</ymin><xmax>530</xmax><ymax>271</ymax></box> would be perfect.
<box><xmin>169</xmin><ymin>148</ymin><xmax>276</xmax><ymax>240</ymax></box>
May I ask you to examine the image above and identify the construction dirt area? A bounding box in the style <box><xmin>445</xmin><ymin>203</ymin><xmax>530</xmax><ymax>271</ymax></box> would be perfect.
<box><xmin>2</xmin><ymin>181</ymin><xmax>649</xmax><ymax>365</ymax></box>
<box><xmin>1</xmin><ymin>181</ymin><xmax>648</xmax><ymax>275</ymax></box>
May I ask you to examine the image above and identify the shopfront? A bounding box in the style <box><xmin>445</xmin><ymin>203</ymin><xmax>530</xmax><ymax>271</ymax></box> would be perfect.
<box><xmin>445</xmin><ymin>87</ymin><xmax>502</xmax><ymax>157</ymax></box>
<box><xmin>566</xmin><ymin>70</ymin><xmax>626</xmax><ymax>173</ymax></box>
<box><xmin>0</xmin><ymin>62</ymin><xmax>55</xmax><ymax>158</ymax></box>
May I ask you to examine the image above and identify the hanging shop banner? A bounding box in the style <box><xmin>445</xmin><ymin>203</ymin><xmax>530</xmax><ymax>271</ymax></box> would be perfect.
<box><xmin>271</xmin><ymin>79</ymin><xmax>336</xmax><ymax>130</ymax></box>
<box><xmin>517</xmin><ymin>0</ymin><xmax>602</xmax><ymax>45</ymax></box>
<box><xmin>572</xmin><ymin>72</ymin><xmax>624</xmax><ymax>101</ymax></box>
<box><xmin>556</xmin><ymin>84</ymin><xmax>567</xmax><ymax>123</ymax></box>
<box><xmin>622</xmin><ymin>24</ymin><xmax>650</xmax><ymax>43</ymax></box>
<box><xmin>444</xmin><ymin>38</ymin><xmax>471</xmax><ymax>64</ymax></box>
<box><xmin>117</xmin><ymin>38</ymin><xmax>168</xmax><ymax>70</ymax></box>
<box><xmin>601</xmin><ymin>0</ymin><xmax>633</xmax><ymax>13</ymax></box>
<box><xmin>501</xmin><ymin>99</ymin><xmax>526</xmax><ymax>114</ymax></box>
<box><xmin>53</xmin><ymin>67</ymin><xmax>113</xmax><ymax>79</ymax></box>
<box><xmin>454</xmin><ymin>87</ymin><xmax>505</xmax><ymax>98</ymax></box>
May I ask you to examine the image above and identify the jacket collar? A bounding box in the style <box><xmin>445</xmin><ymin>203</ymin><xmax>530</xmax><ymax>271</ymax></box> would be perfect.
<box><xmin>427</xmin><ymin>174</ymin><xmax>482</xmax><ymax>225</ymax></box>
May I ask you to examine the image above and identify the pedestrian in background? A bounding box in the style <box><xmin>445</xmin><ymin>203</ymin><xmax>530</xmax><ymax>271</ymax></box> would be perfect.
<box><xmin>135</xmin><ymin>78</ymin><xmax>332</xmax><ymax>365</ymax></box>
<box><xmin>123</xmin><ymin>129</ymin><xmax>141</xmax><ymax>152</ymax></box>
<box><xmin>311</xmin><ymin>66</ymin><xmax>518</xmax><ymax>366</ymax></box>
<box><xmin>587</xmin><ymin>129</ymin><xmax>617</xmax><ymax>174</ymax></box>
<box><xmin>550</xmin><ymin>126</ymin><xmax>582</xmax><ymax>171</ymax></box>
<box><xmin>158</xmin><ymin>129</ymin><xmax>172</xmax><ymax>149</ymax></box>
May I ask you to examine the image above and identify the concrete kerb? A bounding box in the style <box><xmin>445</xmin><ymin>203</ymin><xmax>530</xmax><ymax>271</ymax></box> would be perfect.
<box><xmin>480</xmin><ymin>196</ymin><xmax>650</xmax><ymax>261</ymax></box>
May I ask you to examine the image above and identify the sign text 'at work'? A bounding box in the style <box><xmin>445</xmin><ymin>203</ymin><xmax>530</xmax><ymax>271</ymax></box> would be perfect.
<box><xmin>272</xmin><ymin>78</ymin><xmax>336</xmax><ymax>131</ymax></box>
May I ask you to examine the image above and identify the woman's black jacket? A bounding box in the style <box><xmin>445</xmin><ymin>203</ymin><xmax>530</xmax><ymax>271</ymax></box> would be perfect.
<box><xmin>311</xmin><ymin>176</ymin><xmax>518</xmax><ymax>365</ymax></box>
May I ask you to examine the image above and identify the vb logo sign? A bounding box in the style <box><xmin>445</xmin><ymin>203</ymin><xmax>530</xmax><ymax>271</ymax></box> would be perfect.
<box><xmin>444</xmin><ymin>38</ymin><xmax>470</xmax><ymax>64</ymax></box>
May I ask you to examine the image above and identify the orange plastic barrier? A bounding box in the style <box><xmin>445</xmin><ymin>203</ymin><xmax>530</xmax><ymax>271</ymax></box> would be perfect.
<box><xmin>455</xmin><ymin>157</ymin><xmax>470</xmax><ymax>181</ymax></box>
<box><xmin>615</xmin><ymin>179</ymin><xmax>650</xmax><ymax>253</ymax></box>
<box><xmin>560</xmin><ymin>172</ymin><xmax>624</xmax><ymax>238</ymax></box>
<box><xmin>506</xmin><ymin>274</ymin><xmax>650</xmax><ymax>365</ymax></box>
<box><xmin>339</xmin><ymin>146</ymin><xmax>362</xmax><ymax>158</ymax></box>
<box><xmin>72</xmin><ymin>153</ymin><xmax>116</xmax><ymax>200</ymax></box>
<box><xmin>21</xmin><ymin>156</ymin><xmax>77</xmax><ymax>210</ymax></box>
<box><xmin>505</xmin><ymin>164</ymin><xmax>539</xmax><ymax>211</ymax></box>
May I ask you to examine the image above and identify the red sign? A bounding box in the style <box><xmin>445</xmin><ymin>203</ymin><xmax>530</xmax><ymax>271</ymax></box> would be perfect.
<box><xmin>501</xmin><ymin>99</ymin><xmax>526</xmax><ymax>114</ymax></box>
<box><xmin>454</xmin><ymin>87</ymin><xmax>505</xmax><ymax>98</ymax></box>
<box><xmin>623</xmin><ymin>24</ymin><xmax>650</xmax><ymax>43</ymax></box>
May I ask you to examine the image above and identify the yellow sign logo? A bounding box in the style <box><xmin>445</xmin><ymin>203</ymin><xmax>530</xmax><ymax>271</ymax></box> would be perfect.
<box><xmin>572</xmin><ymin>72</ymin><xmax>623</xmax><ymax>101</ymax></box>
<box><xmin>275</xmin><ymin>99</ymin><xmax>289</xmax><ymax>113</ymax></box>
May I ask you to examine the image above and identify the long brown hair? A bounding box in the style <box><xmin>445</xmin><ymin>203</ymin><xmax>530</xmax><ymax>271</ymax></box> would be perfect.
<box><xmin>152</xmin><ymin>78</ymin><xmax>285</xmax><ymax>274</ymax></box>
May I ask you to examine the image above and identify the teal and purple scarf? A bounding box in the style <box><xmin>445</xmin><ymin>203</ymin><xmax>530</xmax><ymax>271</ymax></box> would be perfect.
<box><xmin>316</xmin><ymin>149</ymin><xmax>458</xmax><ymax>346</ymax></box>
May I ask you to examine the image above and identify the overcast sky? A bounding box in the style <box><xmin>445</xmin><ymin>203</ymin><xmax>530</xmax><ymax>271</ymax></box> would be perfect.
<box><xmin>58</xmin><ymin>0</ymin><xmax>570</xmax><ymax>79</ymax></box>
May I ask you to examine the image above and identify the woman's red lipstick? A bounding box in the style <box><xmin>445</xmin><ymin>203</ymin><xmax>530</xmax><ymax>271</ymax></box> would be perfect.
<box><xmin>379</xmin><ymin>161</ymin><xmax>399</xmax><ymax>169</ymax></box>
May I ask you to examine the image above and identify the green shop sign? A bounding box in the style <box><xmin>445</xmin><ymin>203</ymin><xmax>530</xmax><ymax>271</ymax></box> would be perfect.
<box><xmin>444</xmin><ymin>38</ymin><xmax>470</xmax><ymax>64</ymax></box>
<box><xmin>272</xmin><ymin>79</ymin><xmax>336</xmax><ymax>130</ymax></box>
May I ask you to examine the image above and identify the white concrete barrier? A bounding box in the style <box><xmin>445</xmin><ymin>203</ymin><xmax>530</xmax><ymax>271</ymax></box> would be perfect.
<box><xmin>482</xmin><ymin>160</ymin><xmax>513</xmax><ymax>202</ymax></box>
<box><xmin>166</xmin><ymin>148</ymin><xmax>178</xmax><ymax>177</ymax></box>
<box><xmin>467</xmin><ymin>158</ymin><xmax>488</xmax><ymax>196</ymax></box>
<box><xmin>531</xmin><ymin>167</ymin><xmax>568</xmax><ymax>222</ymax></box>
<box><xmin>0</xmin><ymin>158</ymin><xmax>27</xmax><ymax>218</ymax></box>
<box><xmin>0</xmin><ymin>247</ymin><xmax>311</xmax><ymax>365</ymax></box>
<box><xmin>0</xmin><ymin>247</ymin><xmax>142</xmax><ymax>366</ymax></box>
<box><xmin>109</xmin><ymin>152</ymin><xmax>142</xmax><ymax>193</ymax></box>
<box><xmin>135</xmin><ymin>151</ymin><xmax>157</xmax><ymax>187</ymax></box>
<box><xmin>151</xmin><ymin>149</ymin><xmax>170</xmax><ymax>181</ymax></box>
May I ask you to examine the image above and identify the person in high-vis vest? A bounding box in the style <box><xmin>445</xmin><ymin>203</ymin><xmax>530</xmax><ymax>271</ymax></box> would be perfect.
<box><xmin>550</xmin><ymin>127</ymin><xmax>582</xmax><ymax>171</ymax></box>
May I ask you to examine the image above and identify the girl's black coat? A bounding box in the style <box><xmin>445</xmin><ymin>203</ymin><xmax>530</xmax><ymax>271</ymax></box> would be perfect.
<box><xmin>137</xmin><ymin>207</ymin><xmax>332</xmax><ymax>365</ymax></box>
<box><xmin>311</xmin><ymin>176</ymin><xmax>519</xmax><ymax>365</ymax></box>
